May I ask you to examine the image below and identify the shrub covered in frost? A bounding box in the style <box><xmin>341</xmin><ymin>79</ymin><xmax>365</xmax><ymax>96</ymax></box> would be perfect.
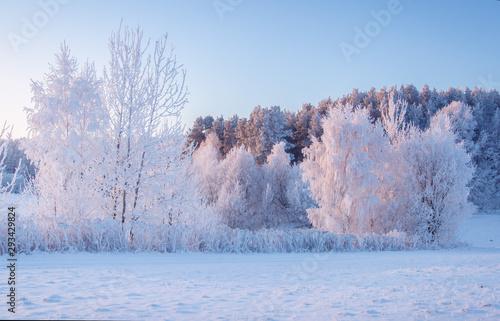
<box><xmin>0</xmin><ymin>214</ymin><xmax>427</xmax><ymax>255</ymax></box>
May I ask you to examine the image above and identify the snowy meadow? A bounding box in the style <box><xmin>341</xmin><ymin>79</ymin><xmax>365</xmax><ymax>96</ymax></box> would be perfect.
<box><xmin>0</xmin><ymin>214</ymin><xmax>499</xmax><ymax>320</ymax></box>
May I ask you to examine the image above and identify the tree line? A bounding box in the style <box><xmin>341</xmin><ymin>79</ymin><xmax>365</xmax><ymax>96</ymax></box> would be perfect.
<box><xmin>187</xmin><ymin>85</ymin><xmax>500</xmax><ymax>212</ymax></box>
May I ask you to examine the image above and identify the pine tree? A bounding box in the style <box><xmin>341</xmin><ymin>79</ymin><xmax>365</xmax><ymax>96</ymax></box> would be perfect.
<box><xmin>289</xmin><ymin>103</ymin><xmax>313</xmax><ymax>162</ymax></box>
<box><xmin>222</xmin><ymin>115</ymin><xmax>239</xmax><ymax>155</ymax></box>
<box><xmin>246</xmin><ymin>106</ymin><xmax>291</xmax><ymax>164</ymax></box>
<box><xmin>187</xmin><ymin>116</ymin><xmax>207</xmax><ymax>149</ymax></box>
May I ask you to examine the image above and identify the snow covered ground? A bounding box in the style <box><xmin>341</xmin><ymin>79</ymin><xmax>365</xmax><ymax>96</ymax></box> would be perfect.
<box><xmin>1</xmin><ymin>214</ymin><xmax>499</xmax><ymax>320</ymax></box>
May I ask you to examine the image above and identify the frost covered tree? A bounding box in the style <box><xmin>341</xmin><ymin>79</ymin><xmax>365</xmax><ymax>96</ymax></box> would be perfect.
<box><xmin>471</xmin><ymin>108</ymin><xmax>500</xmax><ymax>210</ymax></box>
<box><xmin>192</xmin><ymin>132</ymin><xmax>222</xmax><ymax>206</ymax></box>
<box><xmin>22</xmin><ymin>26</ymin><xmax>198</xmax><ymax>228</ymax></box>
<box><xmin>24</xmin><ymin>44</ymin><xmax>107</xmax><ymax>221</ymax></box>
<box><xmin>0</xmin><ymin>123</ymin><xmax>22</xmax><ymax>199</ymax></box>
<box><xmin>217</xmin><ymin>145</ymin><xmax>265</xmax><ymax>229</ymax></box>
<box><xmin>186</xmin><ymin>116</ymin><xmax>206</xmax><ymax>148</ymax></box>
<box><xmin>262</xmin><ymin>142</ymin><xmax>311</xmax><ymax>228</ymax></box>
<box><xmin>379</xmin><ymin>99</ymin><xmax>475</xmax><ymax>243</ymax></box>
<box><xmin>0</xmin><ymin>139</ymin><xmax>35</xmax><ymax>188</ymax></box>
<box><xmin>381</xmin><ymin>98</ymin><xmax>409</xmax><ymax>143</ymax></box>
<box><xmin>246</xmin><ymin>106</ymin><xmax>292</xmax><ymax>164</ymax></box>
<box><xmin>301</xmin><ymin>105</ymin><xmax>387</xmax><ymax>234</ymax></box>
<box><xmin>308</xmin><ymin>108</ymin><xmax>324</xmax><ymax>140</ymax></box>
<box><xmin>434</xmin><ymin>101</ymin><xmax>476</xmax><ymax>153</ymax></box>
<box><xmin>235</xmin><ymin>117</ymin><xmax>248</xmax><ymax>149</ymax></box>
<box><xmin>222</xmin><ymin>115</ymin><xmax>239</xmax><ymax>155</ymax></box>
<box><xmin>102</xmin><ymin>25</ymin><xmax>195</xmax><ymax>226</ymax></box>
<box><xmin>376</xmin><ymin>99</ymin><xmax>414</xmax><ymax>233</ymax></box>
<box><xmin>400</xmin><ymin>113</ymin><xmax>475</xmax><ymax>243</ymax></box>
<box><xmin>193</xmin><ymin>138</ymin><xmax>311</xmax><ymax>230</ymax></box>
<box><xmin>288</xmin><ymin>103</ymin><xmax>314</xmax><ymax>163</ymax></box>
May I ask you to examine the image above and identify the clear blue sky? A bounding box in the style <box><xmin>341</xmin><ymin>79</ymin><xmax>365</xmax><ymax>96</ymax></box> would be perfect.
<box><xmin>1</xmin><ymin>0</ymin><xmax>499</xmax><ymax>138</ymax></box>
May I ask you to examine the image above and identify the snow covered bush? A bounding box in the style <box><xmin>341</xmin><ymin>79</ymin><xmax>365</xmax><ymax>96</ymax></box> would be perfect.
<box><xmin>402</xmin><ymin>113</ymin><xmax>475</xmax><ymax>243</ymax></box>
<box><xmin>301</xmin><ymin>105</ymin><xmax>388</xmax><ymax>234</ymax></box>
<box><xmin>380</xmin><ymin>100</ymin><xmax>475</xmax><ymax>244</ymax></box>
<box><xmin>192</xmin><ymin>132</ymin><xmax>223</xmax><ymax>206</ymax></box>
<box><xmin>263</xmin><ymin>142</ymin><xmax>312</xmax><ymax>228</ymax></box>
<box><xmin>216</xmin><ymin>145</ymin><xmax>265</xmax><ymax>229</ymax></box>
<box><xmin>193</xmin><ymin>136</ymin><xmax>312</xmax><ymax>230</ymax></box>
<box><xmin>0</xmin><ymin>212</ymin><xmax>417</xmax><ymax>255</ymax></box>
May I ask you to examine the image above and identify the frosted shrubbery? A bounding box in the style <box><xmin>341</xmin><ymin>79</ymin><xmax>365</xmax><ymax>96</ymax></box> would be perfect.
<box><xmin>193</xmin><ymin>134</ymin><xmax>312</xmax><ymax>230</ymax></box>
<box><xmin>0</xmin><ymin>213</ymin><xmax>418</xmax><ymax>255</ymax></box>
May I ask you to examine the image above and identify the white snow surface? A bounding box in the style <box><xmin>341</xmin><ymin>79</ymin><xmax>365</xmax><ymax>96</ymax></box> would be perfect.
<box><xmin>1</xmin><ymin>214</ymin><xmax>499</xmax><ymax>320</ymax></box>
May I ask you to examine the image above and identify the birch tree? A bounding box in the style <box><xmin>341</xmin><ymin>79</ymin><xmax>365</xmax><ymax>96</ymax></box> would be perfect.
<box><xmin>381</xmin><ymin>100</ymin><xmax>475</xmax><ymax>243</ymax></box>
<box><xmin>399</xmin><ymin>114</ymin><xmax>475</xmax><ymax>243</ymax></box>
<box><xmin>24</xmin><ymin>44</ymin><xmax>107</xmax><ymax>221</ymax></box>
<box><xmin>102</xmin><ymin>25</ymin><xmax>193</xmax><ymax>226</ymax></box>
<box><xmin>301</xmin><ymin>105</ymin><xmax>387</xmax><ymax>234</ymax></box>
